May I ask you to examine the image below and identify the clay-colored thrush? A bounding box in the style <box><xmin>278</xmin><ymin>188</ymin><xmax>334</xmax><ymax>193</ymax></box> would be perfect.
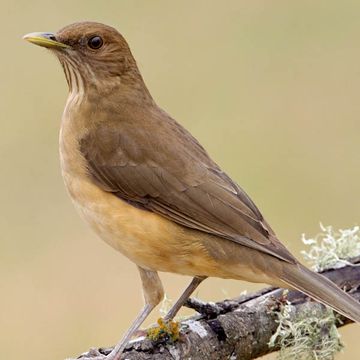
<box><xmin>24</xmin><ymin>22</ymin><xmax>360</xmax><ymax>360</ymax></box>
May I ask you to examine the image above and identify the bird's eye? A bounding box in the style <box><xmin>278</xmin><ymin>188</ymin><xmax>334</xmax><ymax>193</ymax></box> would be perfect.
<box><xmin>88</xmin><ymin>36</ymin><xmax>103</xmax><ymax>50</ymax></box>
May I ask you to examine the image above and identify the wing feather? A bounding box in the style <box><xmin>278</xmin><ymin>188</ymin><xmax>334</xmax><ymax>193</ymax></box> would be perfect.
<box><xmin>80</xmin><ymin>114</ymin><xmax>295</xmax><ymax>263</ymax></box>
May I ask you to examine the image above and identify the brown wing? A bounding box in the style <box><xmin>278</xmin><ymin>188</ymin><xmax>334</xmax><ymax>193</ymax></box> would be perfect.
<box><xmin>80</xmin><ymin>112</ymin><xmax>295</xmax><ymax>263</ymax></box>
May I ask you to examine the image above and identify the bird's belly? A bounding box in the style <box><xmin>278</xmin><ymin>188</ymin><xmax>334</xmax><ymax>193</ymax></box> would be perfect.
<box><xmin>63</xmin><ymin>173</ymin><xmax>222</xmax><ymax>275</ymax></box>
<box><xmin>62</xmin><ymin>174</ymin><xmax>280</xmax><ymax>285</ymax></box>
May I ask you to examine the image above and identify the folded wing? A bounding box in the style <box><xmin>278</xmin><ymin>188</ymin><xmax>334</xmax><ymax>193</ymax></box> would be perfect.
<box><xmin>80</xmin><ymin>114</ymin><xmax>295</xmax><ymax>263</ymax></box>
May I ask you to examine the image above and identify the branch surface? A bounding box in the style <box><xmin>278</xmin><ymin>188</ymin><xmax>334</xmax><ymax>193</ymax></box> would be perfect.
<box><xmin>73</xmin><ymin>257</ymin><xmax>360</xmax><ymax>360</ymax></box>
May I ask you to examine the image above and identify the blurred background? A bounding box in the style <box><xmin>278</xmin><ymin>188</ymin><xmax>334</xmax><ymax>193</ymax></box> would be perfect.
<box><xmin>1</xmin><ymin>0</ymin><xmax>359</xmax><ymax>359</ymax></box>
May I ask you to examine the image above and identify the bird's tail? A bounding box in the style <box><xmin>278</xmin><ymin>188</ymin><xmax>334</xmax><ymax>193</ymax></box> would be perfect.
<box><xmin>279</xmin><ymin>262</ymin><xmax>360</xmax><ymax>323</ymax></box>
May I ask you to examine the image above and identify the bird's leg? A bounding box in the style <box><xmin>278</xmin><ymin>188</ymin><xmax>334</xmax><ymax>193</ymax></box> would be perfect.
<box><xmin>164</xmin><ymin>276</ymin><xmax>206</xmax><ymax>321</ymax></box>
<box><xmin>78</xmin><ymin>275</ymin><xmax>203</xmax><ymax>359</ymax></box>
<box><xmin>105</xmin><ymin>266</ymin><xmax>164</xmax><ymax>360</ymax></box>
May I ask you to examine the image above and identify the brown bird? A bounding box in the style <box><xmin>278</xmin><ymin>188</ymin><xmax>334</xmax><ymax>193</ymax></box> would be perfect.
<box><xmin>24</xmin><ymin>22</ymin><xmax>360</xmax><ymax>360</ymax></box>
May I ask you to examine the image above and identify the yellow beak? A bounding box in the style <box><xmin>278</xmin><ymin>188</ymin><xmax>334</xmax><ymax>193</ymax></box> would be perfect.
<box><xmin>23</xmin><ymin>32</ymin><xmax>70</xmax><ymax>49</ymax></box>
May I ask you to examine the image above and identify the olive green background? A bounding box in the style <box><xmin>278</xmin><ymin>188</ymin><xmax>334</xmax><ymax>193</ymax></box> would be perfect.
<box><xmin>1</xmin><ymin>1</ymin><xmax>359</xmax><ymax>359</ymax></box>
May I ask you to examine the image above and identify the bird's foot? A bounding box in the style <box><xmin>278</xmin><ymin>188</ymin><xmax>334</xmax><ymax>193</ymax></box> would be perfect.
<box><xmin>72</xmin><ymin>319</ymin><xmax>180</xmax><ymax>360</ymax></box>
<box><xmin>147</xmin><ymin>318</ymin><xmax>180</xmax><ymax>344</ymax></box>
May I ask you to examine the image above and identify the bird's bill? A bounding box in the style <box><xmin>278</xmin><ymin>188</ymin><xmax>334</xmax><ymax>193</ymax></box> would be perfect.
<box><xmin>23</xmin><ymin>32</ymin><xmax>70</xmax><ymax>49</ymax></box>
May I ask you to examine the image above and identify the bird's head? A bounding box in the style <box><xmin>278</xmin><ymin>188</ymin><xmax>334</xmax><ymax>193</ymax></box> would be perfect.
<box><xmin>23</xmin><ymin>22</ymin><xmax>144</xmax><ymax>95</ymax></box>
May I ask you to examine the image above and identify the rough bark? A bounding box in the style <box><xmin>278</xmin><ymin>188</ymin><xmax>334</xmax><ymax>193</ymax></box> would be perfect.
<box><xmin>74</xmin><ymin>257</ymin><xmax>360</xmax><ymax>360</ymax></box>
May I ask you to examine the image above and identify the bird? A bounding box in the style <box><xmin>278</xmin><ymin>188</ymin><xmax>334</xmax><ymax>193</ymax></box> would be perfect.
<box><xmin>23</xmin><ymin>21</ymin><xmax>360</xmax><ymax>360</ymax></box>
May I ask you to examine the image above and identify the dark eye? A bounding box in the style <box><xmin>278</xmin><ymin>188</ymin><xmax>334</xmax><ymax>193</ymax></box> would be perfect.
<box><xmin>88</xmin><ymin>36</ymin><xmax>103</xmax><ymax>49</ymax></box>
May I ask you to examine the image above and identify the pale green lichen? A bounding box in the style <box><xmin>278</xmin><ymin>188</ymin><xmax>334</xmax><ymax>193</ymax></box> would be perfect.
<box><xmin>301</xmin><ymin>224</ymin><xmax>360</xmax><ymax>272</ymax></box>
<box><xmin>269</xmin><ymin>224</ymin><xmax>360</xmax><ymax>359</ymax></box>
<box><xmin>159</xmin><ymin>293</ymin><xmax>173</xmax><ymax>317</ymax></box>
<box><xmin>269</xmin><ymin>292</ymin><xmax>343</xmax><ymax>360</ymax></box>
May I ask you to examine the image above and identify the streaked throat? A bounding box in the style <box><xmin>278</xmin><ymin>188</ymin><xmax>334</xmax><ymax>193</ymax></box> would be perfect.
<box><xmin>60</xmin><ymin>56</ymin><xmax>86</xmax><ymax>97</ymax></box>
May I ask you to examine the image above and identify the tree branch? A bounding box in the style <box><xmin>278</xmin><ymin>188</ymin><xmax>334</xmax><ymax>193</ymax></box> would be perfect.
<box><xmin>73</xmin><ymin>257</ymin><xmax>360</xmax><ymax>360</ymax></box>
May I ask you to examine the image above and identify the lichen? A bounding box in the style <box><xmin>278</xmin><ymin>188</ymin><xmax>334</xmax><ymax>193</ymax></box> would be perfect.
<box><xmin>269</xmin><ymin>291</ymin><xmax>343</xmax><ymax>360</ymax></box>
<box><xmin>147</xmin><ymin>318</ymin><xmax>180</xmax><ymax>343</ymax></box>
<box><xmin>301</xmin><ymin>224</ymin><xmax>360</xmax><ymax>272</ymax></box>
<box><xmin>159</xmin><ymin>293</ymin><xmax>173</xmax><ymax>317</ymax></box>
<box><xmin>268</xmin><ymin>224</ymin><xmax>360</xmax><ymax>359</ymax></box>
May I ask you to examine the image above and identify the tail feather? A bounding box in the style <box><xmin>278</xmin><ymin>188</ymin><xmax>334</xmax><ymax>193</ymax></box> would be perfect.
<box><xmin>280</xmin><ymin>263</ymin><xmax>360</xmax><ymax>323</ymax></box>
